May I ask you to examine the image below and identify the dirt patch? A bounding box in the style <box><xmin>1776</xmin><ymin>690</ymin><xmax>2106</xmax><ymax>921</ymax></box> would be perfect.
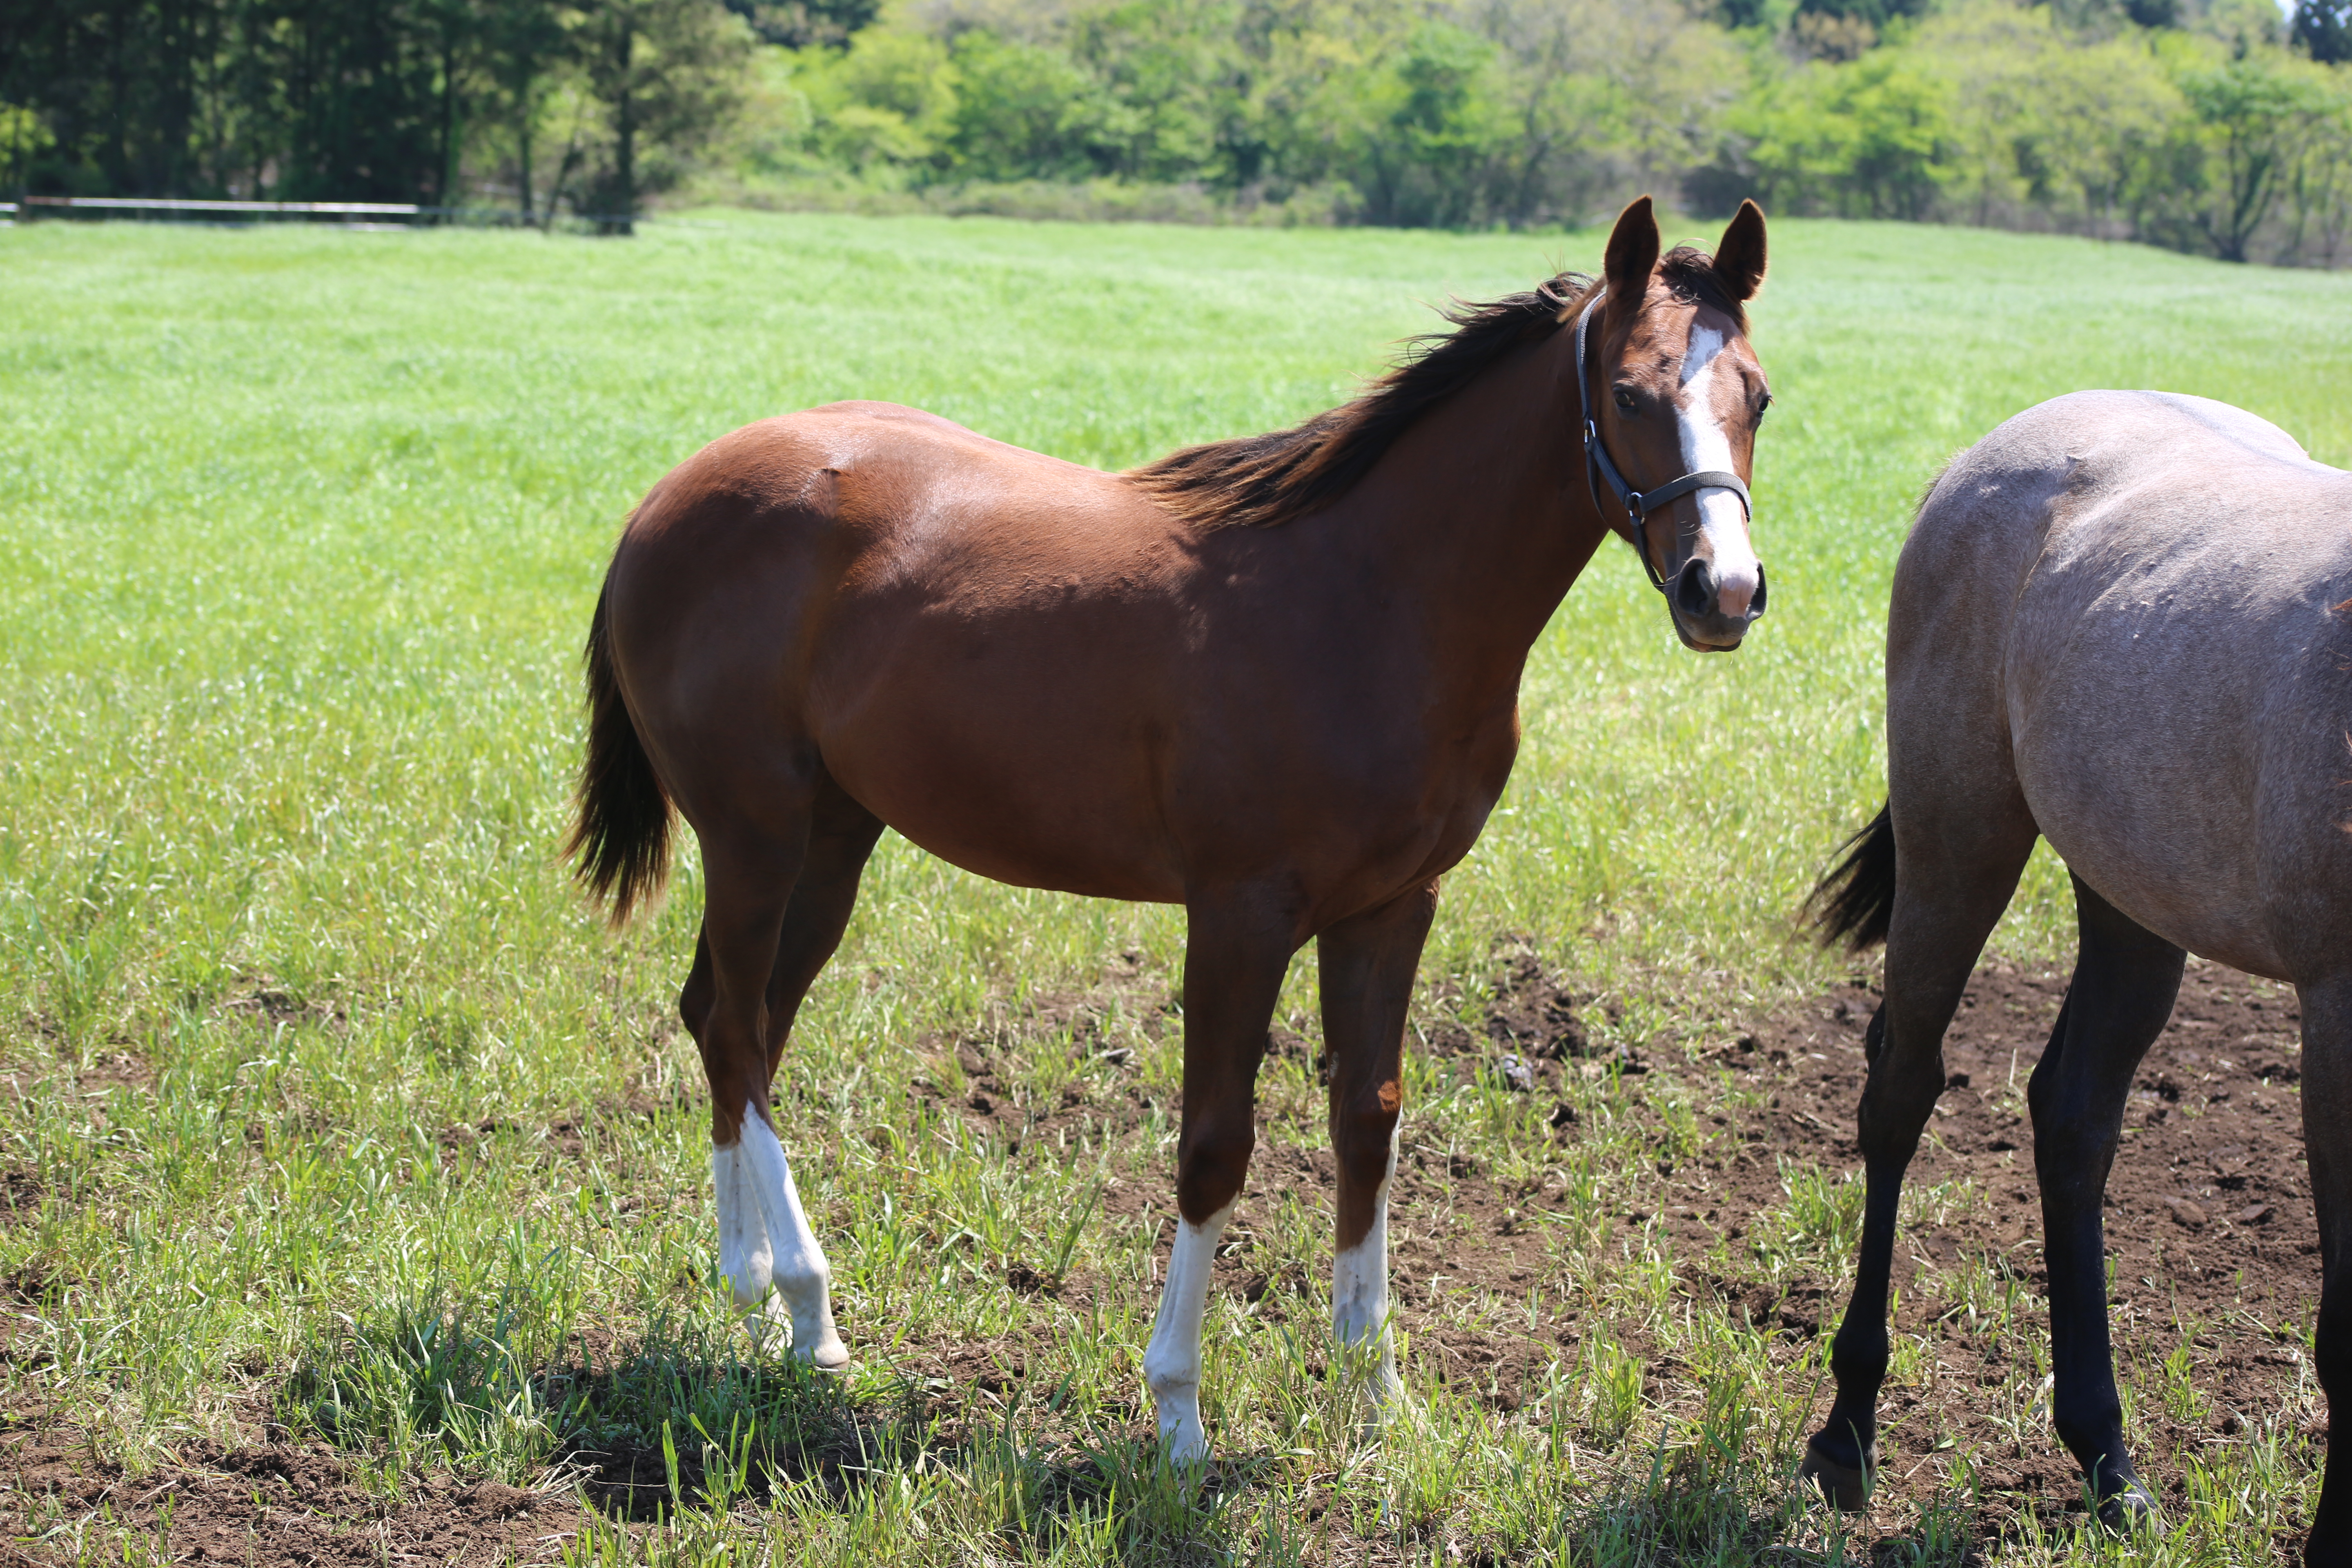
<box><xmin>0</xmin><ymin>1434</ymin><xmax>590</xmax><ymax>1564</ymax></box>
<box><xmin>924</xmin><ymin>955</ymin><xmax>2322</xmax><ymax>1538</ymax></box>
<box><xmin>1378</xmin><ymin>957</ymin><xmax>2316</xmax><ymax>1532</ymax></box>
<box><xmin>1705</xmin><ymin>959</ymin><xmax>2320</xmax><ymax>1521</ymax></box>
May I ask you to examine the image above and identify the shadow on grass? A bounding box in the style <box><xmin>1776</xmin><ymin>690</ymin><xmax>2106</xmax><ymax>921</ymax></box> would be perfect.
<box><xmin>279</xmin><ymin>1292</ymin><xmax>1253</xmax><ymax>1559</ymax></box>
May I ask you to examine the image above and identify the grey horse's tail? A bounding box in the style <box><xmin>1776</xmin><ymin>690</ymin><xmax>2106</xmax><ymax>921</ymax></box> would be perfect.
<box><xmin>1808</xmin><ymin>803</ymin><xmax>1895</xmax><ymax>950</ymax></box>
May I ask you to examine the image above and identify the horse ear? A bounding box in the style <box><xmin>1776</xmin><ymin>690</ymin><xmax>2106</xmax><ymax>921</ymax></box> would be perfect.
<box><xmin>1715</xmin><ymin>199</ymin><xmax>1767</xmax><ymax>302</ymax></box>
<box><xmin>1603</xmin><ymin>195</ymin><xmax>1659</xmax><ymax>306</ymax></box>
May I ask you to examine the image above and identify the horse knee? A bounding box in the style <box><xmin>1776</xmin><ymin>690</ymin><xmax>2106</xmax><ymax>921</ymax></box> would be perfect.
<box><xmin>2316</xmin><ymin>1280</ymin><xmax>2352</xmax><ymax>1404</ymax></box>
<box><xmin>1332</xmin><ymin>1100</ymin><xmax>1399</xmax><ymax>1192</ymax></box>
<box><xmin>1175</xmin><ymin>1116</ymin><xmax>1255</xmax><ymax>1224</ymax></box>
<box><xmin>2029</xmin><ymin>1099</ymin><xmax>2119</xmax><ymax>1193</ymax></box>
<box><xmin>1854</xmin><ymin>1069</ymin><xmax>1942</xmax><ymax>1164</ymax></box>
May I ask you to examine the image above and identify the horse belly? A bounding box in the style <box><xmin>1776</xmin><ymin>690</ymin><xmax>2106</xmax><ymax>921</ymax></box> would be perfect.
<box><xmin>2009</xmin><ymin>563</ymin><xmax>2307</xmax><ymax>980</ymax></box>
<box><xmin>813</xmin><ymin>632</ymin><xmax>1189</xmax><ymax>904</ymax></box>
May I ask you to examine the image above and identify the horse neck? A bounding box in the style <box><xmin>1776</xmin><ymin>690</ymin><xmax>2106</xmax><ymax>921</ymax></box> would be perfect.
<box><xmin>1341</xmin><ymin>331</ymin><xmax>1615</xmax><ymax>677</ymax></box>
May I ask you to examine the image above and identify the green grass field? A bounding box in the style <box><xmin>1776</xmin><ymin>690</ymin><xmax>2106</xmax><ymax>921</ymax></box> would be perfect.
<box><xmin>2</xmin><ymin>212</ymin><xmax>2348</xmax><ymax>1564</ymax></box>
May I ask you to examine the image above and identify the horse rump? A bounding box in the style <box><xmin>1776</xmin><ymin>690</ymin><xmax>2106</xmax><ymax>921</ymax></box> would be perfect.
<box><xmin>1808</xmin><ymin>802</ymin><xmax>1895</xmax><ymax>951</ymax></box>
<box><xmin>564</xmin><ymin>576</ymin><xmax>674</xmax><ymax>925</ymax></box>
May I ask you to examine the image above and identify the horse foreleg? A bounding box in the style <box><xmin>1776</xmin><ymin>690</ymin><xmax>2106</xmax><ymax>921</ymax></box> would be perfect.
<box><xmin>1316</xmin><ymin>881</ymin><xmax>1439</xmax><ymax>1422</ymax></box>
<box><xmin>2298</xmin><ymin>975</ymin><xmax>2352</xmax><ymax>1567</ymax></box>
<box><xmin>1806</xmin><ymin>805</ymin><xmax>2031</xmax><ymax>1508</ymax></box>
<box><xmin>2030</xmin><ymin>875</ymin><xmax>2180</xmax><ymax>1530</ymax></box>
<box><xmin>1143</xmin><ymin>886</ymin><xmax>1298</xmax><ymax>1466</ymax></box>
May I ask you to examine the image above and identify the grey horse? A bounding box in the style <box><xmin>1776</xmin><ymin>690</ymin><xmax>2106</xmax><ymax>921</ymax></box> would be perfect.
<box><xmin>1807</xmin><ymin>390</ymin><xmax>2348</xmax><ymax>1561</ymax></box>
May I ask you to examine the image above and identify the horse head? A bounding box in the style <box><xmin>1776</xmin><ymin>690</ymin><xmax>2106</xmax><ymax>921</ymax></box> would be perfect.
<box><xmin>1577</xmin><ymin>195</ymin><xmax>1772</xmax><ymax>651</ymax></box>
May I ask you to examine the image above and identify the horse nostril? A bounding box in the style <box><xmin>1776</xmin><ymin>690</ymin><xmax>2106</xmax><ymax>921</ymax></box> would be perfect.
<box><xmin>1751</xmin><ymin>565</ymin><xmax>1768</xmax><ymax>619</ymax></box>
<box><xmin>1675</xmin><ymin>558</ymin><xmax>1715</xmax><ymax>619</ymax></box>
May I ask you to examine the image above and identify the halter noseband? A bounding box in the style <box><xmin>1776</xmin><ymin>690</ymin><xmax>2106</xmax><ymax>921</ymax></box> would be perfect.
<box><xmin>1572</xmin><ymin>288</ymin><xmax>1753</xmax><ymax>597</ymax></box>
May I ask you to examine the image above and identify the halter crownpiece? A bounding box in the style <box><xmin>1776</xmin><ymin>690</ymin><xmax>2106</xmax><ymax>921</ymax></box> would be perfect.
<box><xmin>1572</xmin><ymin>288</ymin><xmax>1753</xmax><ymax>597</ymax></box>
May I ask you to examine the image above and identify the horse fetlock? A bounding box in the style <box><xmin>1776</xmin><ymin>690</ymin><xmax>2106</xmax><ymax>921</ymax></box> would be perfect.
<box><xmin>1826</xmin><ymin>1325</ymin><xmax>1890</xmax><ymax>1393</ymax></box>
<box><xmin>1144</xmin><ymin>1354</ymin><xmax>1207</xmax><ymax>1463</ymax></box>
<box><xmin>1143</xmin><ymin>1341</ymin><xmax>1202</xmax><ymax>1403</ymax></box>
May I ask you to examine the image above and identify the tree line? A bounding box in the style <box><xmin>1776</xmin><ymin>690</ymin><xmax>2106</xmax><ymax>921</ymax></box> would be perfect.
<box><xmin>10</xmin><ymin>0</ymin><xmax>2352</xmax><ymax>263</ymax></box>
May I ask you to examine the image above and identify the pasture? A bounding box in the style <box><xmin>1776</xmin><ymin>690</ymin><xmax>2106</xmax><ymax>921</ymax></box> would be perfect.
<box><xmin>0</xmin><ymin>211</ymin><xmax>2343</xmax><ymax>1564</ymax></box>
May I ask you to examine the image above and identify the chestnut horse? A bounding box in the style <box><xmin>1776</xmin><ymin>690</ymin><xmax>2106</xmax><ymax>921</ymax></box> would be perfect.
<box><xmin>569</xmin><ymin>197</ymin><xmax>1773</xmax><ymax>1462</ymax></box>
<box><xmin>1808</xmin><ymin>391</ymin><xmax>2349</xmax><ymax>1561</ymax></box>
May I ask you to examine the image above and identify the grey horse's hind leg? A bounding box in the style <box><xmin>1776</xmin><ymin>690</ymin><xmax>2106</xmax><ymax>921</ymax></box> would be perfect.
<box><xmin>2298</xmin><ymin>975</ymin><xmax>2352</xmax><ymax>1567</ymax></box>
<box><xmin>2028</xmin><ymin>875</ymin><xmax>2181</xmax><ymax>1531</ymax></box>
<box><xmin>1804</xmin><ymin>797</ymin><xmax>2035</xmax><ymax>1506</ymax></box>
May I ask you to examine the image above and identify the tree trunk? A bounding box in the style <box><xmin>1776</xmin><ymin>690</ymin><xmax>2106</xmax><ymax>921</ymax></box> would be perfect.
<box><xmin>439</xmin><ymin>26</ymin><xmax>461</xmax><ymax>214</ymax></box>
<box><xmin>612</xmin><ymin>10</ymin><xmax>635</xmax><ymax>235</ymax></box>
<box><xmin>518</xmin><ymin>82</ymin><xmax>534</xmax><ymax>225</ymax></box>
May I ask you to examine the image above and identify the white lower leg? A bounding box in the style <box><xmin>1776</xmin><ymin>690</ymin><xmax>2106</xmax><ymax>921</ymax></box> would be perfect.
<box><xmin>1142</xmin><ymin>1201</ymin><xmax>1232</xmax><ymax>1464</ymax></box>
<box><xmin>1332</xmin><ymin>1131</ymin><xmax>1399</xmax><ymax>1408</ymax></box>
<box><xmin>713</xmin><ymin>1142</ymin><xmax>775</xmax><ymax>1316</ymax></box>
<box><xmin>737</xmin><ymin>1100</ymin><xmax>849</xmax><ymax>1369</ymax></box>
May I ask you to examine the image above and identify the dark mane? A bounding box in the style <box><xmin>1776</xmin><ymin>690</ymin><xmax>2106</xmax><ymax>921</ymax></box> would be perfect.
<box><xmin>1130</xmin><ymin>246</ymin><xmax>1740</xmax><ymax>531</ymax></box>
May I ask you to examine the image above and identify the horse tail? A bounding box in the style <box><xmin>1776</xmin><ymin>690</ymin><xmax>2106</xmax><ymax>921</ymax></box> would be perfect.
<box><xmin>1808</xmin><ymin>802</ymin><xmax>1895</xmax><ymax>951</ymax></box>
<box><xmin>565</xmin><ymin>573</ymin><xmax>673</xmax><ymax>925</ymax></box>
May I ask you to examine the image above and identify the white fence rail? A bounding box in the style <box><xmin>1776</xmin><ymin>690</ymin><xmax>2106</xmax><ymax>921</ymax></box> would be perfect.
<box><xmin>24</xmin><ymin>196</ymin><xmax>423</xmax><ymax>215</ymax></box>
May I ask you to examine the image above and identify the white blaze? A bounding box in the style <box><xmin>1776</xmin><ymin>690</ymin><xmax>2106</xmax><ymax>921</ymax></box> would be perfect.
<box><xmin>1676</xmin><ymin>321</ymin><xmax>1760</xmax><ymax>618</ymax></box>
<box><xmin>1143</xmin><ymin>1201</ymin><xmax>1233</xmax><ymax>1465</ymax></box>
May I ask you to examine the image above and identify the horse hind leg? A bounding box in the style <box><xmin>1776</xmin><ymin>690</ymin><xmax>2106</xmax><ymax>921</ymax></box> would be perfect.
<box><xmin>2296</xmin><ymin>973</ymin><xmax>2352</xmax><ymax>1567</ymax></box>
<box><xmin>682</xmin><ymin>792</ymin><xmax>855</xmax><ymax>1370</ymax></box>
<box><xmin>2028</xmin><ymin>875</ymin><xmax>2182</xmax><ymax>1530</ymax></box>
<box><xmin>1315</xmin><ymin>881</ymin><xmax>1439</xmax><ymax>1424</ymax></box>
<box><xmin>740</xmin><ymin>778</ymin><xmax>882</xmax><ymax>1363</ymax></box>
<box><xmin>1806</xmin><ymin>789</ymin><xmax>2035</xmax><ymax>1507</ymax></box>
<box><xmin>760</xmin><ymin>776</ymin><xmax>885</xmax><ymax>1080</ymax></box>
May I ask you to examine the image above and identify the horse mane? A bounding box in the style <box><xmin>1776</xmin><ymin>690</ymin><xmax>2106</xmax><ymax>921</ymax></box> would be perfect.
<box><xmin>1130</xmin><ymin>246</ymin><xmax>1743</xmax><ymax>531</ymax></box>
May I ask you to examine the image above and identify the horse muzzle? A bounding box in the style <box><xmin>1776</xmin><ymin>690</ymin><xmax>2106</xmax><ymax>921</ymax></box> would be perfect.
<box><xmin>1670</xmin><ymin>557</ymin><xmax>1768</xmax><ymax>651</ymax></box>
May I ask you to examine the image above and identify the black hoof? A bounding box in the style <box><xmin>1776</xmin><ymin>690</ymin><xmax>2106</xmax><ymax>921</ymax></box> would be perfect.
<box><xmin>2096</xmin><ymin>1477</ymin><xmax>2163</xmax><ymax>1535</ymax></box>
<box><xmin>1798</xmin><ymin>1438</ymin><xmax>1874</xmax><ymax>1510</ymax></box>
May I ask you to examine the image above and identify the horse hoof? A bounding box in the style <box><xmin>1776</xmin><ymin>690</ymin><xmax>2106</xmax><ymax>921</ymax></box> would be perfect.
<box><xmin>797</xmin><ymin>1339</ymin><xmax>851</xmax><ymax>1372</ymax></box>
<box><xmin>2097</xmin><ymin>1479</ymin><xmax>2162</xmax><ymax>1535</ymax></box>
<box><xmin>1798</xmin><ymin>1441</ymin><xmax>1873</xmax><ymax>1511</ymax></box>
<box><xmin>1158</xmin><ymin>1414</ymin><xmax>1209</xmax><ymax>1469</ymax></box>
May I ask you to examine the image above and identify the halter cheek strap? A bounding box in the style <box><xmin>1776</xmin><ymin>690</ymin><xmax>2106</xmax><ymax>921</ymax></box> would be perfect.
<box><xmin>1572</xmin><ymin>288</ymin><xmax>1752</xmax><ymax>597</ymax></box>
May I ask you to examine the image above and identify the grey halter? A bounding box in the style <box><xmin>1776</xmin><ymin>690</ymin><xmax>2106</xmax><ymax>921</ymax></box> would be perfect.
<box><xmin>1572</xmin><ymin>288</ymin><xmax>1753</xmax><ymax>598</ymax></box>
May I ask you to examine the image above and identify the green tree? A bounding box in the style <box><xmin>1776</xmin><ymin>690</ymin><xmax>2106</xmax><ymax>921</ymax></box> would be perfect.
<box><xmin>1742</xmin><ymin>49</ymin><xmax>1955</xmax><ymax>219</ymax></box>
<box><xmin>575</xmin><ymin>0</ymin><xmax>750</xmax><ymax>228</ymax></box>
<box><xmin>944</xmin><ymin>32</ymin><xmax>1104</xmax><ymax>181</ymax></box>
<box><xmin>481</xmin><ymin>0</ymin><xmax>569</xmax><ymax>219</ymax></box>
<box><xmin>2177</xmin><ymin>49</ymin><xmax>2327</xmax><ymax>260</ymax></box>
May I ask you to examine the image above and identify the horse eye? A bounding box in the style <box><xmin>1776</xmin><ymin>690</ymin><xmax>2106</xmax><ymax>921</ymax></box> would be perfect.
<box><xmin>1613</xmin><ymin>389</ymin><xmax>1638</xmax><ymax>413</ymax></box>
<box><xmin>1756</xmin><ymin>391</ymin><xmax>1774</xmax><ymax>419</ymax></box>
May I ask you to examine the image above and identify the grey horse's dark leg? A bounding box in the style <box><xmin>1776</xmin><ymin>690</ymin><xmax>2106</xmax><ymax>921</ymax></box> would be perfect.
<box><xmin>2299</xmin><ymin>976</ymin><xmax>2352</xmax><ymax>1568</ymax></box>
<box><xmin>2029</xmin><ymin>875</ymin><xmax>2181</xmax><ymax>1529</ymax></box>
<box><xmin>1804</xmin><ymin>805</ymin><xmax>2034</xmax><ymax>1506</ymax></box>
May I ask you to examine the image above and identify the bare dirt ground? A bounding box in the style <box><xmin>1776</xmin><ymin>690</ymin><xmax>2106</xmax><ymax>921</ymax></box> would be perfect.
<box><xmin>0</xmin><ymin>959</ymin><xmax>2320</xmax><ymax>1563</ymax></box>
